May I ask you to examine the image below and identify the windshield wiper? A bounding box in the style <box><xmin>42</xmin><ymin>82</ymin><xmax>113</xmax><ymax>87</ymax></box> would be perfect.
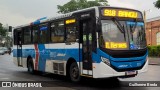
<box><xmin>112</xmin><ymin>18</ymin><xmax>126</xmax><ymax>41</ymax></box>
<box><xmin>122</xmin><ymin>25</ymin><xmax>126</xmax><ymax>41</ymax></box>
<box><xmin>132</xmin><ymin>19</ymin><xmax>138</xmax><ymax>33</ymax></box>
<box><xmin>112</xmin><ymin>17</ymin><xmax>125</xmax><ymax>33</ymax></box>
<box><xmin>129</xmin><ymin>19</ymin><xmax>138</xmax><ymax>41</ymax></box>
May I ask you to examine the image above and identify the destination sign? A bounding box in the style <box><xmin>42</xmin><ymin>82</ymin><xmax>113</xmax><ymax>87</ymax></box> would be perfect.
<box><xmin>105</xmin><ymin>42</ymin><xmax>127</xmax><ymax>49</ymax></box>
<box><xmin>102</xmin><ymin>9</ymin><xmax>142</xmax><ymax>18</ymax></box>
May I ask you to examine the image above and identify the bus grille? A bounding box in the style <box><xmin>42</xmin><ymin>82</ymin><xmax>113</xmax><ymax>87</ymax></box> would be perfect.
<box><xmin>53</xmin><ymin>62</ymin><xmax>64</xmax><ymax>75</ymax></box>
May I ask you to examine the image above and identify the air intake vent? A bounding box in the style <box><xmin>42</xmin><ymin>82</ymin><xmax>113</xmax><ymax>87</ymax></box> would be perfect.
<box><xmin>53</xmin><ymin>62</ymin><xmax>64</xmax><ymax>75</ymax></box>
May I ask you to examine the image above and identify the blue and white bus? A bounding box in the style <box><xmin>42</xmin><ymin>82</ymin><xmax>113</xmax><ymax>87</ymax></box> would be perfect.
<box><xmin>13</xmin><ymin>6</ymin><xmax>148</xmax><ymax>82</ymax></box>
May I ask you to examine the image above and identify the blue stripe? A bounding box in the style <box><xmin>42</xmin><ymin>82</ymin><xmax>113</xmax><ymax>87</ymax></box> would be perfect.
<box><xmin>38</xmin><ymin>44</ymin><xmax>46</xmax><ymax>71</ymax></box>
<box><xmin>13</xmin><ymin>48</ymin><xmax>147</xmax><ymax>70</ymax></box>
<box><xmin>13</xmin><ymin>48</ymin><xmax>81</xmax><ymax>62</ymax></box>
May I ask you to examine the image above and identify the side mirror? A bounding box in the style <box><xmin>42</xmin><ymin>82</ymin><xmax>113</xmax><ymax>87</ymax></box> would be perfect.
<box><xmin>96</xmin><ymin>18</ymin><xmax>101</xmax><ymax>32</ymax></box>
<box><xmin>97</xmin><ymin>24</ymin><xmax>101</xmax><ymax>32</ymax></box>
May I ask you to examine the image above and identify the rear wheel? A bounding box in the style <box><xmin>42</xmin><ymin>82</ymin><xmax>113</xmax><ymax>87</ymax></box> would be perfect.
<box><xmin>69</xmin><ymin>62</ymin><xmax>81</xmax><ymax>82</ymax></box>
<box><xmin>27</xmin><ymin>58</ymin><xmax>34</xmax><ymax>74</ymax></box>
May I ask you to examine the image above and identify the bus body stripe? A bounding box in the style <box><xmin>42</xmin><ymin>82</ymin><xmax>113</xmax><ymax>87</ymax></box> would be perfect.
<box><xmin>38</xmin><ymin>44</ymin><xmax>46</xmax><ymax>71</ymax></box>
<box><xmin>34</xmin><ymin>44</ymin><xmax>39</xmax><ymax>70</ymax></box>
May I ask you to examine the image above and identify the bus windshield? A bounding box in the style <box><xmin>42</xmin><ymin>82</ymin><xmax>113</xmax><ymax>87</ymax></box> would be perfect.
<box><xmin>101</xmin><ymin>20</ymin><xmax>146</xmax><ymax>50</ymax></box>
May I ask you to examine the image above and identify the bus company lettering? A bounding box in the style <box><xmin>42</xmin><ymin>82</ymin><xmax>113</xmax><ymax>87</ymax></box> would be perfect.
<box><xmin>105</xmin><ymin>42</ymin><xmax>127</xmax><ymax>49</ymax></box>
<box><xmin>57</xmin><ymin>53</ymin><xmax>66</xmax><ymax>57</ymax></box>
<box><xmin>81</xmin><ymin>13</ymin><xmax>90</xmax><ymax>18</ymax></box>
<box><xmin>50</xmin><ymin>52</ymin><xmax>57</xmax><ymax>57</ymax></box>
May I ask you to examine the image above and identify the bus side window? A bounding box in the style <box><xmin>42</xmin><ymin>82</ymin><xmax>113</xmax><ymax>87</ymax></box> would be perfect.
<box><xmin>23</xmin><ymin>27</ymin><xmax>31</xmax><ymax>44</ymax></box>
<box><xmin>51</xmin><ymin>21</ymin><xmax>64</xmax><ymax>43</ymax></box>
<box><xmin>32</xmin><ymin>26</ymin><xmax>39</xmax><ymax>43</ymax></box>
<box><xmin>14</xmin><ymin>30</ymin><xmax>17</xmax><ymax>45</ymax></box>
<box><xmin>39</xmin><ymin>23</ymin><xmax>48</xmax><ymax>44</ymax></box>
<box><xmin>66</xmin><ymin>26</ymin><xmax>77</xmax><ymax>42</ymax></box>
<box><xmin>14</xmin><ymin>29</ymin><xmax>23</xmax><ymax>45</ymax></box>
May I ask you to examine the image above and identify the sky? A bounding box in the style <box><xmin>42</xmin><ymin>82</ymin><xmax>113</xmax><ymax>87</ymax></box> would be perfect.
<box><xmin>0</xmin><ymin>0</ymin><xmax>160</xmax><ymax>27</ymax></box>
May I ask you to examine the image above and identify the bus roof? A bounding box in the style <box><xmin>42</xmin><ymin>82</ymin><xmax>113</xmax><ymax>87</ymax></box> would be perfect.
<box><xmin>14</xmin><ymin>6</ymin><xmax>140</xmax><ymax>29</ymax></box>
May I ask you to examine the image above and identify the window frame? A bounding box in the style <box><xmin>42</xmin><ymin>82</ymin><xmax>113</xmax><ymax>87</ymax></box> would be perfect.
<box><xmin>23</xmin><ymin>26</ymin><xmax>32</xmax><ymax>45</ymax></box>
<box><xmin>50</xmin><ymin>19</ymin><xmax>65</xmax><ymax>43</ymax></box>
<box><xmin>32</xmin><ymin>25</ymin><xmax>39</xmax><ymax>44</ymax></box>
<box><xmin>65</xmin><ymin>22</ymin><xmax>78</xmax><ymax>43</ymax></box>
<box><xmin>39</xmin><ymin>23</ymin><xmax>49</xmax><ymax>44</ymax></box>
<box><xmin>157</xmin><ymin>32</ymin><xmax>160</xmax><ymax>45</ymax></box>
<box><xmin>13</xmin><ymin>28</ymin><xmax>23</xmax><ymax>45</ymax></box>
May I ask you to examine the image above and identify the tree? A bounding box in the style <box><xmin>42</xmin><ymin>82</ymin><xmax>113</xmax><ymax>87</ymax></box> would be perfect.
<box><xmin>0</xmin><ymin>23</ymin><xmax>8</xmax><ymax>47</ymax></box>
<box><xmin>57</xmin><ymin>0</ymin><xmax>109</xmax><ymax>14</ymax></box>
<box><xmin>0</xmin><ymin>23</ymin><xmax>7</xmax><ymax>37</ymax></box>
<box><xmin>154</xmin><ymin>0</ymin><xmax>160</xmax><ymax>9</ymax></box>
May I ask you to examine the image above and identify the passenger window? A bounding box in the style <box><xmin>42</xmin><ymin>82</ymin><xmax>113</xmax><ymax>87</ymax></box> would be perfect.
<box><xmin>23</xmin><ymin>27</ymin><xmax>31</xmax><ymax>44</ymax></box>
<box><xmin>66</xmin><ymin>26</ymin><xmax>77</xmax><ymax>42</ymax></box>
<box><xmin>39</xmin><ymin>24</ymin><xmax>48</xmax><ymax>43</ymax></box>
<box><xmin>32</xmin><ymin>26</ymin><xmax>39</xmax><ymax>43</ymax></box>
<box><xmin>51</xmin><ymin>21</ymin><xmax>64</xmax><ymax>43</ymax></box>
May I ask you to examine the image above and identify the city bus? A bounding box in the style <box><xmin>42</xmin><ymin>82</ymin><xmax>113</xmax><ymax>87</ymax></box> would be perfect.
<box><xmin>13</xmin><ymin>6</ymin><xmax>148</xmax><ymax>82</ymax></box>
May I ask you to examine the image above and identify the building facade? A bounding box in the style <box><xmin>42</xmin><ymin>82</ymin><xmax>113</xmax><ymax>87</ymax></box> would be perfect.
<box><xmin>146</xmin><ymin>16</ymin><xmax>160</xmax><ymax>46</ymax></box>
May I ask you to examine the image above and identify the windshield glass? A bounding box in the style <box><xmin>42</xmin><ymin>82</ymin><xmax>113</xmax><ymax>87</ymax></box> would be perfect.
<box><xmin>100</xmin><ymin>20</ymin><xmax>146</xmax><ymax>50</ymax></box>
<box><xmin>126</xmin><ymin>21</ymin><xmax>146</xmax><ymax>49</ymax></box>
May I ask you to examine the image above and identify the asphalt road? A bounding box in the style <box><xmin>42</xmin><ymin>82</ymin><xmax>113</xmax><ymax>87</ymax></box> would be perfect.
<box><xmin>0</xmin><ymin>54</ymin><xmax>160</xmax><ymax>90</ymax></box>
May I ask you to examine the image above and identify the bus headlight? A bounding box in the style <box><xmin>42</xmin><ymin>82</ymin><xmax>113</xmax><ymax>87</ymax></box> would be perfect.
<box><xmin>101</xmin><ymin>57</ymin><xmax>110</xmax><ymax>66</ymax></box>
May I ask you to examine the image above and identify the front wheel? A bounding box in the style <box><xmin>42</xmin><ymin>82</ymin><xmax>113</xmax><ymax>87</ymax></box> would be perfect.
<box><xmin>69</xmin><ymin>62</ymin><xmax>81</xmax><ymax>82</ymax></box>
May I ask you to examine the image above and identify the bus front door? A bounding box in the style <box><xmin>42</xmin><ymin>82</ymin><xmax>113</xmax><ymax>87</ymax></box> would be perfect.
<box><xmin>17</xmin><ymin>31</ymin><xmax>23</xmax><ymax>67</ymax></box>
<box><xmin>80</xmin><ymin>19</ymin><xmax>93</xmax><ymax>76</ymax></box>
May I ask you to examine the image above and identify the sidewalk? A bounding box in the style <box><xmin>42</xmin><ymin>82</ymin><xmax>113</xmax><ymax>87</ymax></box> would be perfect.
<box><xmin>148</xmin><ymin>57</ymin><xmax>160</xmax><ymax>65</ymax></box>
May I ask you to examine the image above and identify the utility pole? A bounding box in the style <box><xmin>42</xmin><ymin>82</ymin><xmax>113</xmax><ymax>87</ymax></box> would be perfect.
<box><xmin>7</xmin><ymin>24</ymin><xmax>9</xmax><ymax>48</ymax></box>
<box><xmin>143</xmin><ymin>9</ymin><xmax>151</xmax><ymax>45</ymax></box>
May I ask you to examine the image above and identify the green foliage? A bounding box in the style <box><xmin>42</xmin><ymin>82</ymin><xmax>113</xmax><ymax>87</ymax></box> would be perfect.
<box><xmin>148</xmin><ymin>45</ymin><xmax>160</xmax><ymax>57</ymax></box>
<box><xmin>154</xmin><ymin>0</ymin><xmax>160</xmax><ymax>9</ymax></box>
<box><xmin>0</xmin><ymin>23</ymin><xmax>7</xmax><ymax>36</ymax></box>
<box><xmin>57</xmin><ymin>0</ymin><xmax>109</xmax><ymax>14</ymax></box>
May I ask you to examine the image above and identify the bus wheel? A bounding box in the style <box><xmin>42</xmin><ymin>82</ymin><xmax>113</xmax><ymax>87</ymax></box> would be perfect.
<box><xmin>27</xmin><ymin>59</ymin><xmax>34</xmax><ymax>74</ymax></box>
<box><xmin>70</xmin><ymin>62</ymin><xmax>80</xmax><ymax>82</ymax></box>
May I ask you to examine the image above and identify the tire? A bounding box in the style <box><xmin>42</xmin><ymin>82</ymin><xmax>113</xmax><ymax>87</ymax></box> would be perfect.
<box><xmin>69</xmin><ymin>62</ymin><xmax>81</xmax><ymax>82</ymax></box>
<box><xmin>27</xmin><ymin>58</ymin><xmax>35</xmax><ymax>74</ymax></box>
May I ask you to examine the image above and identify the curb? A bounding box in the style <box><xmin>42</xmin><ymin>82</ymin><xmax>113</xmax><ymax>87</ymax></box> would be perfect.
<box><xmin>148</xmin><ymin>63</ymin><xmax>160</xmax><ymax>65</ymax></box>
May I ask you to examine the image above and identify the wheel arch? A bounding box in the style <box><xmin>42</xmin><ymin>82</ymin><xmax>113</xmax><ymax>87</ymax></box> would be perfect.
<box><xmin>66</xmin><ymin>58</ymin><xmax>78</xmax><ymax>76</ymax></box>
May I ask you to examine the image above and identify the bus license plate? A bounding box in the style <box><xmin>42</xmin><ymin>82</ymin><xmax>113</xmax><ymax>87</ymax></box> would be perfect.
<box><xmin>126</xmin><ymin>71</ymin><xmax>137</xmax><ymax>75</ymax></box>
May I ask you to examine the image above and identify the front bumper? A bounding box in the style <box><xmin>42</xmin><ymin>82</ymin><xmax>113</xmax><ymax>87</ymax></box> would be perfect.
<box><xmin>92</xmin><ymin>58</ymin><xmax>148</xmax><ymax>78</ymax></box>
